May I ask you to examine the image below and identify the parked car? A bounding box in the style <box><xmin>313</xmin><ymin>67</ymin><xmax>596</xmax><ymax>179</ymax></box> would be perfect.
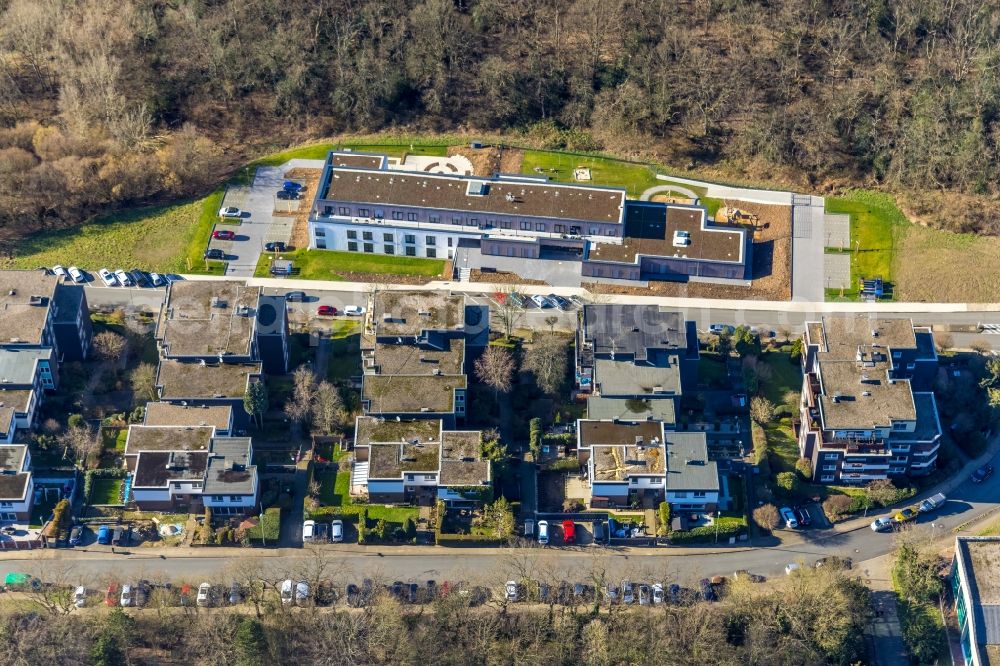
<box><xmin>779</xmin><ymin>507</ymin><xmax>799</xmax><ymax>529</ymax></box>
<box><xmin>604</xmin><ymin>583</ymin><xmax>619</xmax><ymax>605</ymax></box>
<box><xmin>549</xmin><ymin>294</ymin><xmax>571</xmax><ymax>310</ymax></box>
<box><xmin>317</xmin><ymin>305</ymin><xmax>338</xmax><ymax>316</ymax></box>
<box><xmin>196</xmin><ymin>582</ymin><xmax>212</xmax><ymax>607</ymax></box>
<box><xmin>276</xmin><ymin>189</ymin><xmax>298</xmax><ymax>200</ymax></box>
<box><xmin>346</xmin><ymin>584</ymin><xmax>362</xmax><ymax>607</ymax></box>
<box><xmin>283</xmin><ymin>181</ymin><xmax>303</xmax><ymax>192</ymax></box>
<box><xmin>709</xmin><ymin>324</ymin><xmax>735</xmax><ymax>335</ymax></box>
<box><xmin>919</xmin><ymin>493</ymin><xmax>947</xmax><ymax>513</ymax></box>
<box><xmin>264</xmin><ymin>241</ymin><xmax>287</xmax><ymax>252</ymax></box>
<box><xmin>331</xmin><ymin>519</ymin><xmax>344</xmax><ymax>543</ymax></box>
<box><xmin>135</xmin><ymin>581</ymin><xmax>149</xmax><ymax>607</ymax></box>
<box><xmin>219</xmin><ymin>206</ymin><xmax>241</xmax><ymax>219</ymax></box>
<box><xmin>120</xmin><ymin>584</ymin><xmax>134</xmax><ymax>607</ymax></box>
<box><xmin>733</xmin><ymin>570</ymin><xmax>766</xmax><ymax>583</ymax></box>
<box><xmin>638</xmin><ymin>584</ymin><xmax>651</xmax><ymax>606</ymax></box>
<box><xmin>795</xmin><ymin>507</ymin><xmax>812</xmax><ymax>527</ymax></box>
<box><xmin>213</xmin><ymin>229</ymin><xmax>236</xmax><ymax>240</ymax></box>
<box><xmin>505</xmin><ymin>581</ymin><xmax>519</xmax><ymax>602</ymax></box>
<box><xmin>98</xmin><ymin>268</ymin><xmax>117</xmax><ymax>286</ymax></box>
<box><xmin>74</xmin><ymin>586</ymin><xmax>87</xmax><ymax>608</ymax></box>
<box><xmin>149</xmin><ymin>272</ymin><xmax>165</xmax><ymax>287</ymax></box>
<box><xmin>295</xmin><ymin>581</ymin><xmax>310</xmax><ymax>604</ymax></box>
<box><xmin>893</xmin><ymin>507</ymin><xmax>918</xmax><ymax>523</ymax></box>
<box><xmin>562</xmin><ymin>520</ymin><xmax>575</xmax><ymax>545</ymax></box>
<box><xmin>104</xmin><ymin>583</ymin><xmax>118</xmax><ymax>606</ymax></box>
<box><xmin>536</xmin><ymin>582</ymin><xmax>551</xmax><ymax>604</ymax></box>
<box><xmin>344</xmin><ymin>305</ymin><xmax>365</xmax><ymax>316</ymax></box>
<box><xmin>69</xmin><ymin>526</ymin><xmax>83</xmax><ymax>546</ymax></box>
<box><xmin>130</xmin><ymin>269</ymin><xmax>151</xmax><ymax>288</ymax></box>
<box><xmin>698</xmin><ymin>579</ymin><xmax>716</xmax><ymax>602</ymax></box>
<box><xmin>204</xmin><ymin>248</ymin><xmax>224</xmax><ymax>260</ymax></box>
<box><xmin>302</xmin><ymin>520</ymin><xmax>316</xmax><ymax>542</ymax></box>
<box><xmin>784</xmin><ymin>563</ymin><xmax>801</xmax><ymax>576</ymax></box>
<box><xmin>652</xmin><ymin>583</ymin><xmax>665</xmax><ymax>604</ymax></box>
<box><xmin>284</xmin><ymin>291</ymin><xmax>307</xmax><ymax>302</ymax></box>
<box><xmin>871</xmin><ymin>517</ymin><xmax>894</xmax><ymax>532</ymax></box>
<box><xmin>530</xmin><ymin>294</ymin><xmax>550</xmax><ymax>308</ymax></box>
<box><xmin>179</xmin><ymin>584</ymin><xmax>192</xmax><ymax>607</ymax></box>
<box><xmin>67</xmin><ymin>266</ymin><xmax>85</xmax><ymax>283</ymax></box>
<box><xmin>621</xmin><ymin>580</ymin><xmax>634</xmax><ymax>604</ymax></box>
<box><xmin>537</xmin><ymin>520</ymin><xmax>549</xmax><ymax>545</ymax></box>
<box><xmin>52</xmin><ymin>265</ymin><xmax>67</xmax><ymax>278</ymax></box>
<box><xmin>815</xmin><ymin>556</ymin><xmax>853</xmax><ymax>570</ymax></box>
<box><xmin>97</xmin><ymin>525</ymin><xmax>111</xmax><ymax>545</ymax></box>
<box><xmin>573</xmin><ymin>583</ymin><xmax>591</xmax><ymax>602</ymax></box>
<box><xmin>112</xmin><ymin>526</ymin><xmax>130</xmax><ymax>546</ymax></box>
<box><xmin>114</xmin><ymin>269</ymin><xmax>132</xmax><ymax>286</ymax></box>
<box><xmin>972</xmin><ymin>464</ymin><xmax>994</xmax><ymax>484</ymax></box>
<box><xmin>228</xmin><ymin>582</ymin><xmax>242</xmax><ymax>605</ymax></box>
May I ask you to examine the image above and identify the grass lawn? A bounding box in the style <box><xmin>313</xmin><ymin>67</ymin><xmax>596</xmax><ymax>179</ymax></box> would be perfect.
<box><xmin>698</xmin><ymin>353</ymin><xmax>729</xmax><ymax>388</ymax></box>
<box><xmin>90</xmin><ymin>478</ymin><xmax>123</xmax><ymax>505</ymax></box>
<box><xmin>824</xmin><ymin>190</ymin><xmax>905</xmax><ymax>300</ymax></box>
<box><xmin>254</xmin><ymin>248</ymin><xmax>445</xmax><ymax>280</ymax></box>
<box><xmin>326</xmin><ymin>327</ymin><xmax>361</xmax><ymax>383</ymax></box>
<box><xmin>759</xmin><ymin>351</ymin><xmax>802</xmax><ymax>408</ymax></box>
<box><xmin>367</xmin><ymin>505</ymin><xmax>420</xmax><ymax>523</ymax></box>
<box><xmin>340</xmin><ymin>143</ymin><xmax>449</xmax><ymax>158</ymax></box>
<box><xmin>893</xmin><ymin>223</ymin><xmax>1000</xmax><ymax>302</ymax></box>
<box><xmin>520</xmin><ymin>150</ymin><xmax>662</xmax><ymax>198</ymax></box>
<box><xmin>316</xmin><ymin>470</ymin><xmax>418</xmax><ymax>523</ymax></box>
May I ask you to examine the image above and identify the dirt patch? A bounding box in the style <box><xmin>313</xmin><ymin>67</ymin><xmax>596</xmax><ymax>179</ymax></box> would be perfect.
<box><xmin>651</xmin><ymin>194</ymin><xmax>696</xmax><ymax>205</ymax></box>
<box><xmin>283</xmin><ymin>166</ymin><xmax>322</xmax><ymax>249</ymax></box>
<box><xmin>894</xmin><ymin>224</ymin><xmax>1000</xmax><ymax>302</ymax></box>
<box><xmin>448</xmin><ymin>145</ymin><xmax>499</xmax><ymax>177</ymax></box>
<box><xmin>470</xmin><ymin>269</ymin><xmax>548</xmax><ymax>286</ymax></box>
<box><xmin>498</xmin><ymin>147</ymin><xmax>524</xmax><ymax>174</ymax></box>
<box><xmin>335</xmin><ymin>272</ymin><xmax>436</xmax><ymax>285</ymax></box>
<box><xmin>585</xmin><ymin>200</ymin><xmax>792</xmax><ymax>301</ymax></box>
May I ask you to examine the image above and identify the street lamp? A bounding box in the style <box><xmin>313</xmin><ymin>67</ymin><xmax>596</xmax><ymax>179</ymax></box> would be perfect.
<box><xmin>259</xmin><ymin>511</ymin><xmax>265</xmax><ymax>547</ymax></box>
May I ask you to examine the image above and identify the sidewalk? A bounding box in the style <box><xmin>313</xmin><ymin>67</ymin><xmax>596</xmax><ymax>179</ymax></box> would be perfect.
<box><xmin>865</xmin><ymin>554</ymin><xmax>909</xmax><ymax>666</ymax></box>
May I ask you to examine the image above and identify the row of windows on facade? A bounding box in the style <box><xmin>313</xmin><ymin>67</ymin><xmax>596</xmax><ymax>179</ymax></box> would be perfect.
<box><xmin>338</xmin><ymin>229</ymin><xmax>452</xmax><ymax>246</ymax></box>
<box><xmin>324</xmin><ymin>207</ymin><xmax>615</xmax><ymax>236</ymax></box>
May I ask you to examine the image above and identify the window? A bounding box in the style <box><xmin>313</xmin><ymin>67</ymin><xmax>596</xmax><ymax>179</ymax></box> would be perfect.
<box><xmin>823</xmin><ymin>464</ymin><xmax>837</xmax><ymax>471</ymax></box>
<box><xmin>424</xmin><ymin>475</ymin><xmax>435</xmax><ymax>481</ymax></box>
<box><xmin>404</xmin><ymin>234</ymin><xmax>416</xmax><ymax>244</ymax></box>
<box><xmin>383</xmin><ymin>233</ymin><xmax>393</xmax><ymax>242</ymax></box>
<box><xmin>470</xmin><ymin>218</ymin><xmax>478</xmax><ymax>226</ymax></box>
<box><xmin>893</xmin><ymin>422</ymin><xmax>908</xmax><ymax>431</ymax></box>
<box><xmin>363</xmin><ymin>243</ymin><xmax>374</xmax><ymax>253</ymax></box>
<box><xmin>674</xmin><ymin>492</ymin><xmax>688</xmax><ymax>498</ymax></box>
<box><xmin>212</xmin><ymin>495</ymin><xmax>224</xmax><ymax>501</ymax></box>
<box><xmin>230</xmin><ymin>495</ymin><xmax>241</xmax><ymax>502</ymax></box>
<box><xmin>315</xmin><ymin>228</ymin><xmax>325</xmax><ymax>237</ymax></box>
<box><xmin>452</xmin><ymin>216</ymin><xmax>462</xmax><ymax>225</ymax></box>
<box><xmin>407</xmin><ymin>212</ymin><xmax>417</xmax><ymax>221</ymax></box>
<box><xmin>358</xmin><ymin>208</ymin><xmax>369</xmax><ymax>217</ymax></box>
<box><xmin>347</xmin><ymin>230</ymin><xmax>358</xmax><ymax>239</ymax></box>
<box><xmin>520</xmin><ymin>221</ymin><xmax>531</xmax><ymax>230</ymax></box>
<box><xmin>535</xmin><ymin>222</ymin><xmax>545</xmax><ymax>231</ymax></box>
<box><xmin>821</xmin><ymin>475</ymin><xmax>835</xmax><ymax>482</ymax></box>
<box><xmin>0</xmin><ymin>502</ymin><xmax>12</xmax><ymax>508</ymax></box>
<box><xmin>405</xmin><ymin>246</ymin><xmax>416</xmax><ymax>256</ymax></box>
<box><xmin>501</xmin><ymin>220</ymin><xmax>511</xmax><ymax>229</ymax></box>
<box><xmin>316</xmin><ymin>239</ymin><xmax>327</xmax><ymax>249</ymax></box>
<box><xmin>554</xmin><ymin>224</ymin><xmax>566</xmax><ymax>233</ymax></box>
<box><xmin>425</xmin><ymin>236</ymin><xmax>436</xmax><ymax>245</ymax></box>
<box><xmin>906</xmin><ymin>363</ymin><xmax>916</xmax><ymax>370</ymax></box>
<box><xmin>892</xmin><ymin>351</ymin><xmax>902</xmax><ymax>359</ymax></box>
<box><xmin>374</xmin><ymin>209</ymin><xmax>383</xmax><ymax>218</ymax></box>
<box><xmin>590</xmin><ymin>228</ymin><xmax>598</xmax><ymax>235</ymax></box>
<box><xmin>362</xmin><ymin>231</ymin><xmax>373</xmax><ymax>241</ymax></box>
<box><xmin>347</xmin><ymin>241</ymin><xmax>358</xmax><ymax>252</ymax></box>
<box><xmin>338</xmin><ymin>206</ymin><xmax>350</xmax><ymax>216</ymax></box>
<box><xmin>824</xmin><ymin>453</ymin><xmax>839</xmax><ymax>460</ymax></box>
<box><xmin>384</xmin><ymin>245</ymin><xmax>394</xmax><ymax>254</ymax></box>
<box><xmin>392</xmin><ymin>211</ymin><xmax>404</xmax><ymax>220</ymax></box>
<box><xmin>429</xmin><ymin>214</ymin><xmax>440</xmax><ymax>223</ymax></box>
<box><xmin>426</xmin><ymin>248</ymin><xmax>437</xmax><ymax>258</ymax></box>
<box><xmin>693</xmin><ymin>491</ymin><xmax>706</xmax><ymax>498</ymax></box>
<box><xmin>447</xmin><ymin>237</ymin><xmax>453</xmax><ymax>247</ymax></box>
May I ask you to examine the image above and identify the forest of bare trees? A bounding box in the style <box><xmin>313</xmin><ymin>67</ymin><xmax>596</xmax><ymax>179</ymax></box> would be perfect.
<box><xmin>2</xmin><ymin>0</ymin><xmax>1000</xmax><ymax>242</ymax></box>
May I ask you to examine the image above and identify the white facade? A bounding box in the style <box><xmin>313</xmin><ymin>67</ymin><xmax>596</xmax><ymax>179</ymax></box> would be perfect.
<box><xmin>311</xmin><ymin>219</ymin><xmax>467</xmax><ymax>260</ymax></box>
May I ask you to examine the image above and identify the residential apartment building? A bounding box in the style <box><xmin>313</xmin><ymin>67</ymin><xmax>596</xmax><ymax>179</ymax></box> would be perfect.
<box><xmin>307</xmin><ymin>151</ymin><xmax>751</xmax><ymax>285</ymax></box>
<box><xmin>951</xmin><ymin>536</ymin><xmax>1000</xmax><ymax>665</ymax></box>
<box><xmin>352</xmin><ymin>417</ymin><xmax>490</xmax><ymax>506</ymax></box>
<box><xmin>575</xmin><ymin>420</ymin><xmax>719</xmax><ymax>511</ymax></box>
<box><xmin>798</xmin><ymin>317</ymin><xmax>941</xmax><ymax>484</ymax></box>
<box><xmin>124</xmin><ymin>425</ymin><xmax>257</xmax><ymax>514</ymax></box>
<box><xmin>0</xmin><ymin>444</ymin><xmax>33</xmax><ymax>522</ymax></box>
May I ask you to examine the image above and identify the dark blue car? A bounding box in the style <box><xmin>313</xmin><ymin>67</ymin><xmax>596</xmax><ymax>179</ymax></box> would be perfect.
<box><xmin>97</xmin><ymin>525</ymin><xmax>111</xmax><ymax>545</ymax></box>
<box><xmin>283</xmin><ymin>180</ymin><xmax>303</xmax><ymax>192</ymax></box>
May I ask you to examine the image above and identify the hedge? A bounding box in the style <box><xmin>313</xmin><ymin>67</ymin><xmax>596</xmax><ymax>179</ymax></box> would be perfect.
<box><xmin>657</xmin><ymin>502</ymin><xmax>671</xmax><ymax>536</ymax></box>
<box><xmin>668</xmin><ymin>517</ymin><xmax>746</xmax><ymax>544</ymax></box>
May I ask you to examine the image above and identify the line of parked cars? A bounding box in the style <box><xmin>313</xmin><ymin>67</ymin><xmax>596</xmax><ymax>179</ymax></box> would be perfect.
<box><xmin>780</xmin><ymin>506</ymin><xmax>812</xmax><ymax>529</ymax></box>
<box><xmin>870</xmin><ymin>492</ymin><xmax>948</xmax><ymax>533</ymax></box>
<box><xmin>528</xmin><ymin>293</ymin><xmax>580</xmax><ymax>310</ymax></box>
<box><xmin>276</xmin><ymin>180</ymin><xmax>305</xmax><ymax>201</ymax></box>
<box><xmin>302</xmin><ymin>519</ymin><xmax>344</xmax><ymax>543</ymax></box>
<box><xmin>96</xmin><ymin>267</ymin><xmax>166</xmax><ymax>288</ymax></box>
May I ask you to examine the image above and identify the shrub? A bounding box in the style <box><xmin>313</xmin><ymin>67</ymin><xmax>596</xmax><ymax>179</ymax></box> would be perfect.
<box><xmin>751</xmin><ymin>424</ymin><xmax>769</xmax><ymax>466</ymax></box>
<box><xmin>822</xmin><ymin>495</ymin><xmax>853</xmax><ymax>520</ymax></box>
<box><xmin>776</xmin><ymin>471</ymin><xmax>800</xmax><ymax>495</ymax></box>
<box><xmin>657</xmin><ymin>502</ymin><xmax>671</xmax><ymax>536</ymax></box>
<box><xmin>668</xmin><ymin>519</ymin><xmax>745</xmax><ymax>544</ymax></box>
<box><xmin>68</xmin><ymin>414</ymin><xmax>84</xmax><ymax>429</ymax></box>
<box><xmin>562</xmin><ymin>498</ymin><xmax>584</xmax><ymax>513</ymax></box>
<box><xmin>403</xmin><ymin>517</ymin><xmax>417</xmax><ymax>539</ymax></box>
<box><xmin>795</xmin><ymin>458</ymin><xmax>812</xmax><ymax>480</ymax></box>
<box><xmin>752</xmin><ymin>503</ymin><xmax>780</xmax><ymax>531</ymax></box>
<box><xmin>528</xmin><ymin>418</ymin><xmax>542</xmax><ymax>459</ymax></box>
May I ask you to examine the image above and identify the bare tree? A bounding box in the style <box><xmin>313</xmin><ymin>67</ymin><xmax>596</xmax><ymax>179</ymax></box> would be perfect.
<box><xmin>474</xmin><ymin>346</ymin><xmax>515</xmax><ymax>396</ymax></box>
<box><xmin>92</xmin><ymin>330</ymin><xmax>126</xmax><ymax>366</ymax></box>
<box><xmin>312</xmin><ymin>380</ymin><xmax>342</xmax><ymax>434</ymax></box>
<box><xmin>491</xmin><ymin>285</ymin><xmax>523</xmax><ymax>339</ymax></box>
<box><xmin>130</xmin><ymin>362</ymin><xmax>157</xmax><ymax>403</ymax></box>
<box><xmin>284</xmin><ymin>366</ymin><xmax>317</xmax><ymax>431</ymax></box>
<box><xmin>60</xmin><ymin>423</ymin><xmax>100</xmax><ymax>467</ymax></box>
<box><xmin>522</xmin><ymin>333</ymin><xmax>568</xmax><ymax>395</ymax></box>
<box><xmin>752</xmin><ymin>504</ymin><xmax>780</xmax><ymax>531</ymax></box>
<box><xmin>749</xmin><ymin>396</ymin><xmax>776</xmax><ymax>426</ymax></box>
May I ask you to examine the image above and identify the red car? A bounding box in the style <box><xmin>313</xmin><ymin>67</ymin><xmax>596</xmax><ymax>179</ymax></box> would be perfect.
<box><xmin>316</xmin><ymin>305</ymin><xmax>338</xmax><ymax>316</ymax></box>
<box><xmin>562</xmin><ymin>520</ymin><xmax>576</xmax><ymax>545</ymax></box>
<box><xmin>105</xmin><ymin>583</ymin><xmax>119</xmax><ymax>606</ymax></box>
<box><xmin>212</xmin><ymin>230</ymin><xmax>235</xmax><ymax>240</ymax></box>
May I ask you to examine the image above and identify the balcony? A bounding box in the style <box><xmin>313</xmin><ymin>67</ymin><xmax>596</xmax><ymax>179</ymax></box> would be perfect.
<box><xmin>820</xmin><ymin>437</ymin><xmax>889</xmax><ymax>455</ymax></box>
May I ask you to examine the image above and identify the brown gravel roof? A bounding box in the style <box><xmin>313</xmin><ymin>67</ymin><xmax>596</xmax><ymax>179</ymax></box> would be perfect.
<box><xmin>0</xmin><ymin>271</ymin><xmax>58</xmax><ymax>345</ymax></box>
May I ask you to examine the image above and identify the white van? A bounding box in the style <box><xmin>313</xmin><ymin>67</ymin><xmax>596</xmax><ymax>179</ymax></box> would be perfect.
<box><xmin>537</xmin><ymin>520</ymin><xmax>549</xmax><ymax>545</ymax></box>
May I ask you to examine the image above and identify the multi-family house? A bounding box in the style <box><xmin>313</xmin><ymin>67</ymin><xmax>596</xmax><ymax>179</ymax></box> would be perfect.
<box><xmin>951</xmin><ymin>536</ymin><xmax>1000</xmax><ymax>665</ymax></box>
<box><xmin>0</xmin><ymin>444</ymin><xmax>33</xmax><ymax>522</ymax></box>
<box><xmin>0</xmin><ymin>270</ymin><xmax>91</xmax><ymax>362</ymax></box>
<box><xmin>798</xmin><ymin>317</ymin><xmax>941</xmax><ymax>484</ymax></box>
<box><xmin>575</xmin><ymin>420</ymin><xmax>720</xmax><ymax>511</ymax></box>
<box><xmin>307</xmin><ymin>151</ymin><xmax>751</xmax><ymax>285</ymax></box>
<box><xmin>143</xmin><ymin>403</ymin><xmax>234</xmax><ymax>436</ymax></box>
<box><xmin>124</xmin><ymin>425</ymin><xmax>257</xmax><ymax>514</ymax></box>
<box><xmin>352</xmin><ymin>416</ymin><xmax>490</xmax><ymax>506</ymax></box>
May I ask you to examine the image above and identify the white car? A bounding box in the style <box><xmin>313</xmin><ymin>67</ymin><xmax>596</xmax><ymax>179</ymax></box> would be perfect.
<box><xmin>219</xmin><ymin>206</ymin><xmax>242</xmax><ymax>219</ymax></box>
<box><xmin>331</xmin><ymin>519</ymin><xmax>343</xmax><ymax>543</ymax></box>
<box><xmin>196</xmin><ymin>582</ymin><xmax>212</xmax><ymax>607</ymax></box>
<box><xmin>120</xmin><ymin>584</ymin><xmax>134</xmax><ymax>607</ymax></box>
<box><xmin>537</xmin><ymin>520</ymin><xmax>549</xmax><ymax>545</ymax></box>
<box><xmin>870</xmin><ymin>517</ymin><xmax>894</xmax><ymax>533</ymax></box>
<box><xmin>52</xmin><ymin>265</ymin><xmax>67</xmax><ymax>278</ymax></box>
<box><xmin>505</xmin><ymin>580</ymin><xmax>519</xmax><ymax>602</ymax></box>
<box><xmin>784</xmin><ymin>563</ymin><xmax>800</xmax><ymax>576</ymax></box>
<box><xmin>149</xmin><ymin>272</ymin><xmax>165</xmax><ymax>287</ymax></box>
<box><xmin>344</xmin><ymin>305</ymin><xmax>365</xmax><ymax>316</ymax></box>
<box><xmin>295</xmin><ymin>581</ymin><xmax>310</xmax><ymax>604</ymax></box>
<box><xmin>280</xmin><ymin>579</ymin><xmax>294</xmax><ymax>605</ymax></box>
<box><xmin>98</xmin><ymin>268</ymin><xmax>117</xmax><ymax>286</ymax></box>
<box><xmin>779</xmin><ymin>507</ymin><xmax>799</xmax><ymax>529</ymax></box>
<box><xmin>114</xmin><ymin>269</ymin><xmax>132</xmax><ymax>287</ymax></box>
<box><xmin>302</xmin><ymin>520</ymin><xmax>316</xmax><ymax>542</ymax></box>
<box><xmin>621</xmin><ymin>580</ymin><xmax>634</xmax><ymax>604</ymax></box>
<box><xmin>652</xmin><ymin>583</ymin><xmax>664</xmax><ymax>604</ymax></box>
<box><xmin>531</xmin><ymin>294</ymin><xmax>550</xmax><ymax>308</ymax></box>
<box><xmin>67</xmin><ymin>266</ymin><xmax>84</xmax><ymax>283</ymax></box>
<box><xmin>74</xmin><ymin>586</ymin><xmax>87</xmax><ymax>608</ymax></box>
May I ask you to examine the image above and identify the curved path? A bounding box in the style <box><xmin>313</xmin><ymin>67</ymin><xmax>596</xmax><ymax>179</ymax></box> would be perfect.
<box><xmin>640</xmin><ymin>183</ymin><xmax>702</xmax><ymax>201</ymax></box>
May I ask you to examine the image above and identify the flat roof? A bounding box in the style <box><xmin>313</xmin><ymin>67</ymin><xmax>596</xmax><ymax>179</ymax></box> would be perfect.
<box><xmin>374</xmin><ymin>292</ymin><xmax>465</xmax><ymax>336</ymax></box>
<box><xmin>664</xmin><ymin>432</ymin><xmax>719</xmax><ymax>492</ymax></box>
<box><xmin>0</xmin><ymin>348</ymin><xmax>53</xmax><ymax>384</ymax></box>
<box><xmin>588</xmin><ymin>204</ymin><xmax>744</xmax><ymax>265</ymax></box>
<box><xmin>158</xmin><ymin>281</ymin><xmax>261</xmax><ymax>357</ymax></box>
<box><xmin>133</xmin><ymin>450</ymin><xmax>208</xmax><ymax>487</ymax></box>
<box><xmin>373</xmin><ymin>339</ymin><xmax>464</xmax><ymax>376</ymax></box>
<box><xmin>328</xmin><ymin>150</ymin><xmax>386</xmax><ymax>169</ymax></box>
<box><xmin>156</xmin><ymin>360</ymin><xmax>260</xmax><ymax>399</ymax></box>
<box><xmin>124</xmin><ymin>425</ymin><xmax>215</xmax><ymax>456</ymax></box>
<box><xmin>0</xmin><ymin>270</ymin><xmax>58</xmax><ymax>345</ymax></box>
<box><xmin>355</xmin><ymin>416</ymin><xmax>442</xmax><ymax>447</ymax></box>
<box><xmin>0</xmin><ymin>389</ymin><xmax>32</xmax><ymax>414</ymax></box>
<box><xmin>818</xmin><ymin>363</ymin><xmax>916</xmax><ymax>430</ymax></box>
<box><xmin>579</xmin><ymin>420</ymin><xmax>664</xmax><ymax>449</ymax></box>
<box><xmin>368</xmin><ymin>441</ymin><xmax>441</xmax><ymax>479</ymax></box>
<box><xmin>0</xmin><ymin>472</ymin><xmax>29</xmax><ymax>501</ymax></box>
<box><xmin>593</xmin><ymin>359</ymin><xmax>680</xmax><ymax>397</ymax></box>
<box><xmin>51</xmin><ymin>282</ymin><xmax>85</xmax><ymax>323</ymax></box>
<box><xmin>363</xmin><ymin>374</ymin><xmax>466</xmax><ymax>414</ymax></box>
<box><xmin>0</xmin><ymin>407</ymin><xmax>12</xmax><ymax>437</ymax></box>
<box><xmin>203</xmin><ymin>437</ymin><xmax>255</xmax><ymax>494</ymax></box>
<box><xmin>143</xmin><ymin>403</ymin><xmax>233</xmax><ymax>430</ymax></box>
<box><xmin>909</xmin><ymin>393</ymin><xmax>942</xmax><ymax>441</ymax></box>
<box><xmin>582</xmin><ymin>305</ymin><xmax>688</xmax><ymax>359</ymax></box>
<box><xmin>958</xmin><ymin>538</ymin><xmax>1000</xmax><ymax>649</ymax></box>
<box><xmin>586</xmin><ymin>397</ymin><xmax>676</xmax><ymax>424</ymax></box>
<box><xmin>591</xmin><ymin>444</ymin><xmax>666</xmax><ymax>481</ymax></box>
<box><xmin>440</xmin><ymin>431</ymin><xmax>489</xmax><ymax>486</ymax></box>
<box><xmin>811</xmin><ymin>316</ymin><xmax>918</xmax><ymax>360</ymax></box>
<box><xmin>322</xmin><ymin>167</ymin><xmax>626</xmax><ymax>224</ymax></box>
<box><xmin>0</xmin><ymin>444</ymin><xmax>27</xmax><ymax>472</ymax></box>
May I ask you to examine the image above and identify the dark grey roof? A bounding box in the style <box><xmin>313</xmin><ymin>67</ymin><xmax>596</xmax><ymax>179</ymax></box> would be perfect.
<box><xmin>914</xmin><ymin>330</ymin><xmax>937</xmax><ymax>360</ymax></box>
<box><xmin>203</xmin><ymin>437</ymin><xmax>255</xmax><ymax>494</ymax></box>
<box><xmin>255</xmin><ymin>295</ymin><xmax>286</xmax><ymax>332</ymax></box>
<box><xmin>51</xmin><ymin>283</ymin><xmax>86</xmax><ymax>323</ymax></box>
<box><xmin>586</xmin><ymin>397</ymin><xmax>676</xmax><ymax>424</ymax></box>
<box><xmin>594</xmin><ymin>359</ymin><xmax>680</xmax><ymax>397</ymax></box>
<box><xmin>582</xmin><ymin>305</ymin><xmax>688</xmax><ymax>360</ymax></box>
<box><xmin>0</xmin><ymin>348</ymin><xmax>52</xmax><ymax>385</ymax></box>
<box><xmin>664</xmin><ymin>432</ymin><xmax>719</xmax><ymax>492</ymax></box>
